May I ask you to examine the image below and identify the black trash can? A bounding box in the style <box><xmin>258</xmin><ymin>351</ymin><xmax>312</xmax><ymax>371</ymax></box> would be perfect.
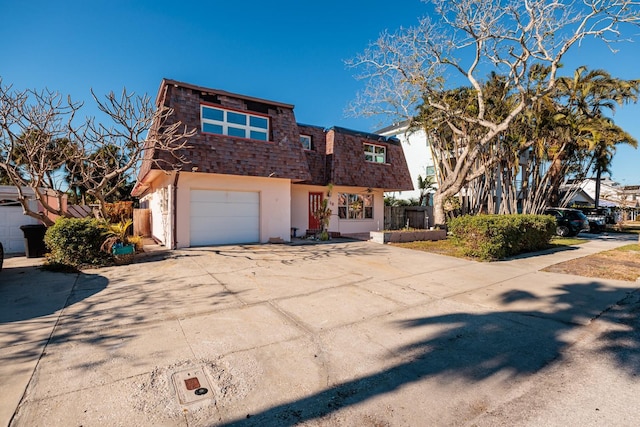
<box><xmin>20</xmin><ymin>224</ymin><xmax>47</xmax><ymax>258</ymax></box>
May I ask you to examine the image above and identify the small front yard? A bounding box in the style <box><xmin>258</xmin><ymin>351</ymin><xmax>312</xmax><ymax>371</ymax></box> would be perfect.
<box><xmin>543</xmin><ymin>243</ymin><xmax>640</xmax><ymax>282</ymax></box>
<box><xmin>391</xmin><ymin>238</ymin><xmax>467</xmax><ymax>258</ymax></box>
<box><xmin>395</xmin><ymin>236</ymin><xmax>640</xmax><ymax>282</ymax></box>
<box><xmin>392</xmin><ymin>236</ymin><xmax>587</xmax><ymax>260</ymax></box>
<box><xmin>615</xmin><ymin>222</ymin><xmax>640</xmax><ymax>233</ymax></box>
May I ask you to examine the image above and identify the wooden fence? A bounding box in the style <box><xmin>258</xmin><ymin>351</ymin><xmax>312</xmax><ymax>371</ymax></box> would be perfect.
<box><xmin>384</xmin><ymin>206</ymin><xmax>433</xmax><ymax>230</ymax></box>
<box><xmin>133</xmin><ymin>208</ymin><xmax>151</xmax><ymax>237</ymax></box>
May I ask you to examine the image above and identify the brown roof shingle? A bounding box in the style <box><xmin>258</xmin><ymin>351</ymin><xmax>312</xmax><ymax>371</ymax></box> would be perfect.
<box><xmin>134</xmin><ymin>80</ymin><xmax>412</xmax><ymax>194</ymax></box>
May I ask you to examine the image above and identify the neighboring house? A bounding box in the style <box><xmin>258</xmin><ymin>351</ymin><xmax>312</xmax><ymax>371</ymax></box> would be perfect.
<box><xmin>0</xmin><ymin>186</ymin><xmax>55</xmax><ymax>254</ymax></box>
<box><xmin>131</xmin><ymin>79</ymin><xmax>412</xmax><ymax>248</ymax></box>
<box><xmin>566</xmin><ymin>177</ymin><xmax>640</xmax><ymax>220</ymax></box>
<box><xmin>376</xmin><ymin>121</ymin><xmax>436</xmax><ymax>202</ymax></box>
<box><xmin>567</xmin><ymin>186</ymin><xmax>597</xmax><ymax>206</ymax></box>
<box><xmin>568</xmin><ymin>177</ymin><xmax>619</xmax><ymax>206</ymax></box>
<box><xmin>567</xmin><ymin>177</ymin><xmax>627</xmax><ymax>207</ymax></box>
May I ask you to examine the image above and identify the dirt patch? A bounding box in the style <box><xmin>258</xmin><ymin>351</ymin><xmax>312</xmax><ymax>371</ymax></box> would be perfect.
<box><xmin>543</xmin><ymin>244</ymin><xmax>640</xmax><ymax>282</ymax></box>
<box><xmin>131</xmin><ymin>357</ymin><xmax>252</xmax><ymax>426</ymax></box>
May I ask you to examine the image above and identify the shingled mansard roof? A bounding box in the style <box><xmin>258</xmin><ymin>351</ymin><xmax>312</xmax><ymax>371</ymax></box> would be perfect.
<box><xmin>133</xmin><ymin>79</ymin><xmax>413</xmax><ymax>196</ymax></box>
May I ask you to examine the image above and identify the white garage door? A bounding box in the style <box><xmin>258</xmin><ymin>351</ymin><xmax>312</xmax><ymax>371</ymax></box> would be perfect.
<box><xmin>0</xmin><ymin>206</ymin><xmax>39</xmax><ymax>254</ymax></box>
<box><xmin>190</xmin><ymin>190</ymin><xmax>260</xmax><ymax>246</ymax></box>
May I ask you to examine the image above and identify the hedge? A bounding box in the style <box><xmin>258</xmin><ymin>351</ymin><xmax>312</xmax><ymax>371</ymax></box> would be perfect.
<box><xmin>448</xmin><ymin>214</ymin><xmax>556</xmax><ymax>261</ymax></box>
<box><xmin>44</xmin><ymin>217</ymin><xmax>112</xmax><ymax>268</ymax></box>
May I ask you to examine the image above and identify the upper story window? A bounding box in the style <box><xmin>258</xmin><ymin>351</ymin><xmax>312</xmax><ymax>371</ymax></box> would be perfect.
<box><xmin>364</xmin><ymin>143</ymin><xmax>386</xmax><ymax>163</ymax></box>
<box><xmin>201</xmin><ymin>105</ymin><xmax>269</xmax><ymax>141</ymax></box>
<box><xmin>300</xmin><ymin>135</ymin><xmax>312</xmax><ymax>150</ymax></box>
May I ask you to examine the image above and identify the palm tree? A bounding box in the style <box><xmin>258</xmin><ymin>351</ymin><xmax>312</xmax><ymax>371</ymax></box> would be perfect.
<box><xmin>586</xmin><ymin>118</ymin><xmax>637</xmax><ymax>207</ymax></box>
<box><xmin>556</xmin><ymin>67</ymin><xmax>639</xmax><ymax>207</ymax></box>
<box><xmin>417</xmin><ymin>174</ymin><xmax>436</xmax><ymax>207</ymax></box>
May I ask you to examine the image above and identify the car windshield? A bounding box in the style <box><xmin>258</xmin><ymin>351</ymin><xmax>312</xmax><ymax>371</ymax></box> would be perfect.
<box><xmin>579</xmin><ymin>208</ymin><xmax>607</xmax><ymax>215</ymax></box>
<box><xmin>572</xmin><ymin>211</ymin><xmax>588</xmax><ymax>220</ymax></box>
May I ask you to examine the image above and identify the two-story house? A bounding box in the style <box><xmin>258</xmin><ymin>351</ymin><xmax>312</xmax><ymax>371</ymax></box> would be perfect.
<box><xmin>376</xmin><ymin>120</ymin><xmax>437</xmax><ymax>202</ymax></box>
<box><xmin>132</xmin><ymin>79</ymin><xmax>412</xmax><ymax>248</ymax></box>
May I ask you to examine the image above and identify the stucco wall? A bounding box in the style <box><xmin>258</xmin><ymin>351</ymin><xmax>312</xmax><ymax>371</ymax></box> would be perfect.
<box><xmin>331</xmin><ymin>185</ymin><xmax>385</xmax><ymax>234</ymax></box>
<box><xmin>175</xmin><ymin>172</ymin><xmax>291</xmax><ymax>247</ymax></box>
<box><xmin>378</xmin><ymin>126</ymin><xmax>434</xmax><ymax>201</ymax></box>
<box><xmin>291</xmin><ymin>185</ymin><xmax>313</xmax><ymax>234</ymax></box>
<box><xmin>143</xmin><ymin>174</ymin><xmax>385</xmax><ymax>247</ymax></box>
<box><xmin>139</xmin><ymin>173</ymin><xmax>173</xmax><ymax>247</ymax></box>
<box><xmin>291</xmin><ymin>184</ymin><xmax>384</xmax><ymax>236</ymax></box>
<box><xmin>141</xmin><ymin>172</ymin><xmax>291</xmax><ymax>248</ymax></box>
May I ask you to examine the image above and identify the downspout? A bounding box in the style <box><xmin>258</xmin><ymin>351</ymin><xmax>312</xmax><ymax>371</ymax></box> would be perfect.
<box><xmin>172</xmin><ymin>171</ymin><xmax>180</xmax><ymax>249</ymax></box>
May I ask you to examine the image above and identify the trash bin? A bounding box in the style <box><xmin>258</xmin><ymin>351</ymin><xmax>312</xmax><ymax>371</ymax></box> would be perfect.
<box><xmin>20</xmin><ymin>224</ymin><xmax>47</xmax><ymax>258</ymax></box>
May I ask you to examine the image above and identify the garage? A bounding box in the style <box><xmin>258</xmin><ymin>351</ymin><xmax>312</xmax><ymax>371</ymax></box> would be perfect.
<box><xmin>0</xmin><ymin>205</ymin><xmax>39</xmax><ymax>254</ymax></box>
<box><xmin>189</xmin><ymin>190</ymin><xmax>260</xmax><ymax>246</ymax></box>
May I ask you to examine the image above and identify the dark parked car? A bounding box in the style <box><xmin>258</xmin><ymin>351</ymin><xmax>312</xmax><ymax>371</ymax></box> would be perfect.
<box><xmin>0</xmin><ymin>241</ymin><xmax>3</xmax><ymax>272</ymax></box>
<box><xmin>576</xmin><ymin>207</ymin><xmax>609</xmax><ymax>233</ymax></box>
<box><xmin>544</xmin><ymin>208</ymin><xmax>590</xmax><ymax>237</ymax></box>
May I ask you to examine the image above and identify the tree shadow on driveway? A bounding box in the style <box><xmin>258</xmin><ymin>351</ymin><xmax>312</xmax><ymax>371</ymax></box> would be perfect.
<box><xmin>0</xmin><ymin>267</ymin><xmax>107</xmax><ymax>325</ymax></box>
<box><xmin>0</xmin><ymin>266</ymin><xmax>109</xmax><ymax>386</ymax></box>
<box><xmin>183</xmin><ymin>241</ymin><xmax>388</xmax><ymax>265</ymax></box>
<box><xmin>218</xmin><ymin>281</ymin><xmax>640</xmax><ymax>426</ymax></box>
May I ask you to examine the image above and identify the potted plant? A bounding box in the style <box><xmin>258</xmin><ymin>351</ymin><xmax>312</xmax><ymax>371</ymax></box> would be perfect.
<box><xmin>102</xmin><ymin>219</ymin><xmax>135</xmax><ymax>263</ymax></box>
<box><xmin>313</xmin><ymin>184</ymin><xmax>333</xmax><ymax>241</ymax></box>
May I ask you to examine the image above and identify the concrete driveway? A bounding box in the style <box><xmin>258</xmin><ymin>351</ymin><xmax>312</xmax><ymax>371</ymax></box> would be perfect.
<box><xmin>1</xmin><ymin>234</ymin><xmax>639</xmax><ymax>426</ymax></box>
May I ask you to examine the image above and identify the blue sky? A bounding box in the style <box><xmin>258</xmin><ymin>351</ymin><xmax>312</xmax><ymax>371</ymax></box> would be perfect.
<box><xmin>2</xmin><ymin>0</ymin><xmax>639</xmax><ymax>184</ymax></box>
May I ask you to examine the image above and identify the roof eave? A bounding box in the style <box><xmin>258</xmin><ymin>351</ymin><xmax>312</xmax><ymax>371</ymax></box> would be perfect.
<box><xmin>161</xmin><ymin>78</ymin><xmax>295</xmax><ymax>110</ymax></box>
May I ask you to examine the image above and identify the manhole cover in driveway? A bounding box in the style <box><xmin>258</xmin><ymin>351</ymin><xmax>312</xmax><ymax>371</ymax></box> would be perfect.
<box><xmin>171</xmin><ymin>367</ymin><xmax>214</xmax><ymax>405</ymax></box>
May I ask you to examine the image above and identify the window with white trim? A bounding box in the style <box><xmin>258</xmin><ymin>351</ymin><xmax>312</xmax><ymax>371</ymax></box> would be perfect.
<box><xmin>338</xmin><ymin>193</ymin><xmax>373</xmax><ymax>220</ymax></box>
<box><xmin>300</xmin><ymin>134</ymin><xmax>312</xmax><ymax>150</ymax></box>
<box><xmin>201</xmin><ymin>105</ymin><xmax>269</xmax><ymax>141</ymax></box>
<box><xmin>364</xmin><ymin>143</ymin><xmax>386</xmax><ymax>163</ymax></box>
<box><xmin>426</xmin><ymin>165</ymin><xmax>436</xmax><ymax>177</ymax></box>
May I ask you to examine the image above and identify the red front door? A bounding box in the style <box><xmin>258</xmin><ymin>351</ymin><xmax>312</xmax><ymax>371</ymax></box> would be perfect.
<box><xmin>308</xmin><ymin>192</ymin><xmax>323</xmax><ymax>230</ymax></box>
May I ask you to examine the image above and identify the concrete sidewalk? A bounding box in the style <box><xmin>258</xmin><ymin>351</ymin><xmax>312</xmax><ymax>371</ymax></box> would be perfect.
<box><xmin>1</xmin><ymin>234</ymin><xmax>639</xmax><ymax>426</ymax></box>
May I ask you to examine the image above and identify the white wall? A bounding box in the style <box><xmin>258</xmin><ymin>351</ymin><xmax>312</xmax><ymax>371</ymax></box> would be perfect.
<box><xmin>143</xmin><ymin>174</ymin><xmax>388</xmax><ymax>247</ymax></box>
<box><xmin>291</xmin><ymin>184</ymin><xmax>385</xmax><ymax>235</ymax></box>
<box><xmin>291</xmin><ymin>184</ymin><xmax>311</xmax><ymax>235</ymax></box>
<box><xmin>331</xmin><ymin>186</ymin><xmax>385</xmax><ymax>234</ymax></box>
<box><xmin>0</xmin><ymin>206</ymin><xmax>39</xmax><ymax>254</ymax></box>
<box><xmin>378</xmin><ymin>125</ymin><xmax>434</xmax><ymax>201</ymax></box>
<box><xmin>176</xmin><ymin>172</ymin><xmax>291</xmax><ymax>247</ymax></box>
<box><xmin>139</xmin><ymin>172</ymin><xmax>173</xmax><ymax>247</ymax></box>
<box><xmin>141</xmin><ymin>172</ymin><xmax>292</xmax><ymax>248</ymax></box>
<box><xmin>0</xmin><ymin>186</ymin><xmax>41</xmax><ymax>254</ymax></box>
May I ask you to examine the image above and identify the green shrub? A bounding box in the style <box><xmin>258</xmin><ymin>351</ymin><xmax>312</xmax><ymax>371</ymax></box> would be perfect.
<box><xmin>449</xmin><ymin>214</ymin><xmax>556</xmax><ymax>261</ymax></box>
<box><xmin>44</xmin><ymin>218</ymin><xmax>112</xmax><ymax>268</ymax></box>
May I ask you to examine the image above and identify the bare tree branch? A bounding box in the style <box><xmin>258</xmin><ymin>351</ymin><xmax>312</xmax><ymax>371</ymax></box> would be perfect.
<box><xmin>348</xmin><ymin>0</ymin><xmax>639</xmax><ymax>224</ymax></box>
<box><xmin>0</xmin><ymin>77</ymin><xmax>196</xmax><ymax>225</ymax></box>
